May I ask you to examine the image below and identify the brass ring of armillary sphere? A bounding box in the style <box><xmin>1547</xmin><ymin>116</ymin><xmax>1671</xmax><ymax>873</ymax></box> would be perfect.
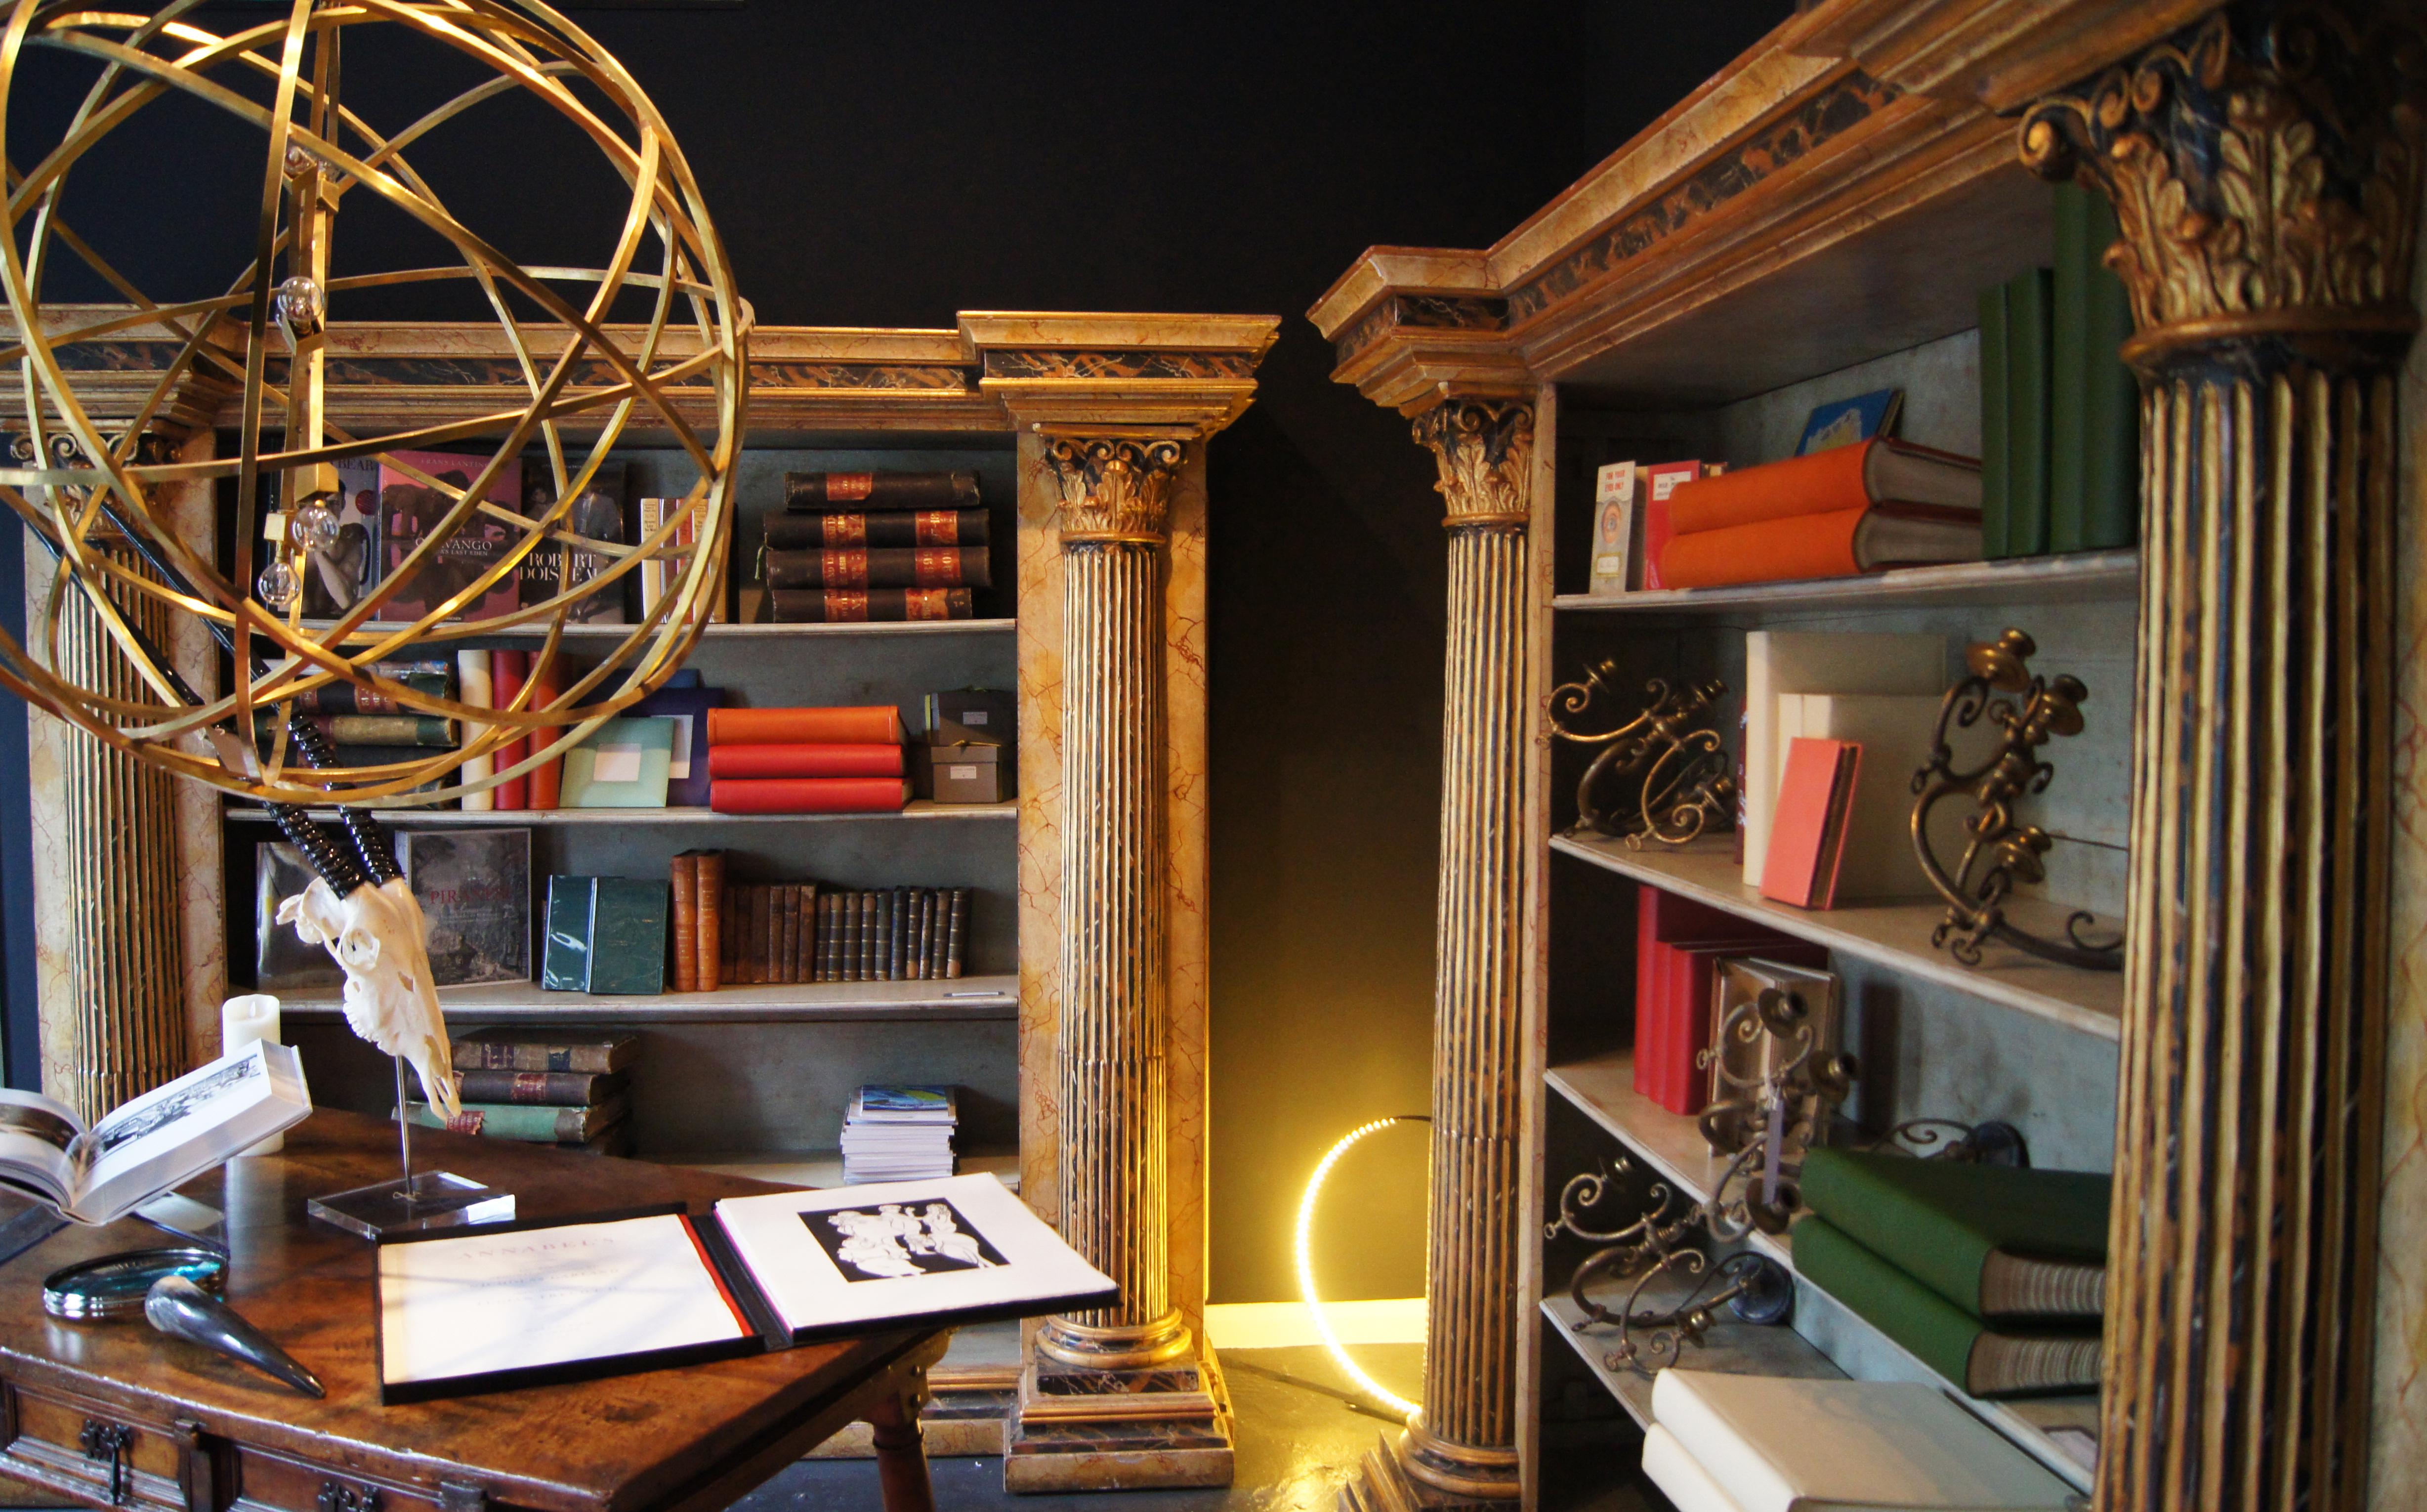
<box><xmin>0</xmin><ymin>0</ymin><xmax>747</xmax><ymax>806</ymax></box>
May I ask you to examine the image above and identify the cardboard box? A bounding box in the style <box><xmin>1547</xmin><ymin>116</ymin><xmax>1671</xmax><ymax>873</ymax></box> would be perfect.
<box><xmin>915</xmin><ymin>741</ymin><xmax>1010</xmax><ymax>804</ymax></box>
<box><xmin>923</xmin><ymin>687</ymin><xmax>1013</xmax><ymax>746</ymax></box>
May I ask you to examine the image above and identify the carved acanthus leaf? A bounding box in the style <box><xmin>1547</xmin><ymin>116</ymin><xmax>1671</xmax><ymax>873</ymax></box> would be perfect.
<box><xmin>1045</xmin><ymin>437</ymin><xmax>1184</xmax><ymax>542</ymax></box>
<box><xmin>1412</xmin><ymin>399</ymin><xmax>1534</xmax><ymax>525</ymax></box>
<box><xmin>2019</xmin><ymin>5</ymin><xmax>2426</xmax><ymax>339</ymax></box>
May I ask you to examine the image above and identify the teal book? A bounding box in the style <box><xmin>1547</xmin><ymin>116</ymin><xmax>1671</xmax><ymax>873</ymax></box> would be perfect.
<box><xmin>1977</xmin><ymin>284</ymin><xmax>2010</xmax><ymax>560</ymax></box>
<box><xmin>406</xmin><ymin>1092</ymin><xmax>629</xmax><ymax>1142</ymax></box>
<box><xmin>2080</xmin><ymin>190</ymin><xmax>2140</xmax><ymax>549</ymax></box>
<box><xmin>2004</xmin><ymin>266</ymin><xmax>2054</xmax><ymax>558</ymax></box>
<box><xmin>560</xmin><ymin>716</ymin><xmax>678</xmax><ymax>808</ymax></box>
<box><xmin>541</xmin><ymin>875</ymin><xmax>596</xmax><ymax>992</ymax></box>
<box><xmin>588</xmin><ymin>876</ymin><xmax>669</xmax><ymax>996</ymax></box>
<box><xmin>2049</xmin><ymin>183</ymin><xmax>2093</xmax><ymax>554</ymax></box>
<box><xmin>1799</xmin><ymin>1147</ymin><xmax>2109</xmax><ymax>1318</ymax></box>
<box><xmin>1794</xmin><ymin>1217</ymin><xmax>2100</xmax><ymax>1398</ymax></box>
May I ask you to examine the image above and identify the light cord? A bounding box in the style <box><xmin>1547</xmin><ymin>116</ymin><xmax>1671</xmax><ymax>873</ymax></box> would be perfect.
<box><xmin>1294</xmin><ymin>1115</ymin><xmax>1428</xmax><ymax>1420</ymax></box>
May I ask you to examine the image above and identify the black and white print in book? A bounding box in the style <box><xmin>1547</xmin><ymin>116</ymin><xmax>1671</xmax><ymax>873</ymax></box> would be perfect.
<box><xmin>89</xmin><ymin>1055</ymin><xmax>262</xmax><ymax>1158</ymax></box>
<box><xmin>805</xmin><ymin>1198</ymin><xmax>1007</xmax><ymax>1281</ymax></box>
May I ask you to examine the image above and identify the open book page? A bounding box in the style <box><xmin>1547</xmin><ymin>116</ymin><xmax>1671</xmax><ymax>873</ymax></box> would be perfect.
<box><xmin>713</xmin><ymin>1173</ymin><xmax>1116</xmax><ymax>1339</ymax></box>
<box><xmin>377</xmin><ymin>1214</ymin><xmax>753</xmax><ymax>1394</ymax></box>
<box><xmin>70</xmin><ymin>1042</ymin><xmax>313</xmax><ymax>1224</ymax></box>
<box><xmin>0</xmin><ymin>1091</ymin><xmax>84</xmax><ymax>1209</ymax></box>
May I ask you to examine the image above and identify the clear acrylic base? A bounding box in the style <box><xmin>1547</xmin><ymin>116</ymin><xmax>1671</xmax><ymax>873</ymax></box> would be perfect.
<box><xmin>306</xmin><ymin>1170</ymin><xmax>513</xmax><ymax>1240</ymax></box>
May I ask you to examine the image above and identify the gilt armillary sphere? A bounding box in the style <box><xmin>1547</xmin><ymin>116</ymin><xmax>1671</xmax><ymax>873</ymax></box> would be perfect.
<box><xmin>0</xmin><ymin>0</ymin><xmax>747</xmax><ymax>808</ymax></box>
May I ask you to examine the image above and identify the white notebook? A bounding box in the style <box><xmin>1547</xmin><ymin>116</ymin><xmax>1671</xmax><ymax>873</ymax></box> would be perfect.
<box><xmin>1643</xmin><ymin>1422</ymin><xmax>1750</xmax><ymax>1512</ymax></box>
<box><xmin>1742</xmin><ymin>632</ymin><xmax>1946</xmax><ymax>888</ymax></box>
<box><xmin>1650</xmin><ymin>1371</ymin><xmax>2075</xmax><ymax>1512</ymax></box>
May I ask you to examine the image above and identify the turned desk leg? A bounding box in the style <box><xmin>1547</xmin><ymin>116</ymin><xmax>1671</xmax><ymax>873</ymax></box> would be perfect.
<box><xmin>867</xmin><ymin>1378</ymin><xmax>934</xmax><ymax>1512</ymax></box>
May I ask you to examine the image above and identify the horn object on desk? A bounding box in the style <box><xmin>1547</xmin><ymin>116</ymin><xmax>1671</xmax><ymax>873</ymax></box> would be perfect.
<box><xmin>144</xmin><ymin>1276</ymin><xmax>326</xmax><ymax>1398</ymax></box>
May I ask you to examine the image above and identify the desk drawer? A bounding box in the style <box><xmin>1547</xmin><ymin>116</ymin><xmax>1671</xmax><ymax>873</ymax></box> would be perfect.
<box><xmin>0</xmin><ymin>1378</ymin><xmax>206</xmax><ymax>1512</ymax></box>
<box><xmin>226</xmin><ymin>1445</ymin><xmax>462</xmax><ymax>1512</ymax></box>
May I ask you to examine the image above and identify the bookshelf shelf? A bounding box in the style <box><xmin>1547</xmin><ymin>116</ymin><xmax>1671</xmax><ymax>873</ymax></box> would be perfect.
<box><xmin>229</xmin><ymin>800</ymin><xmax>1017</xmax><ymax>826</ymax></box>
<box><xmin>296</xmin><ymin>617</ymin><xmax>1017</xmax><ymax>643</ymax></box>
<box><xmin>278</xmin><ymin>973</ymin><xmax>1019</xmax><ymax>1025</ymax></box>
<box><xmin>1546</xmin><ymin>1051</ymin><xmax>1791</xmax><ymax>1267</ymax></box>
<box><xmin>1540</xmin><ymin>1291</ymin><xmax>1843</xmax><ymax>1428</ymax></box>
<box><xmin>1549</xmin><ymin>832</ymin><xmax>2124</xmax><ymax>1043</ymax></box>
<box><xmin>1550</xmin><ymin>549</ymin><xmax>2138</xmax><ymax>617</ymax></box>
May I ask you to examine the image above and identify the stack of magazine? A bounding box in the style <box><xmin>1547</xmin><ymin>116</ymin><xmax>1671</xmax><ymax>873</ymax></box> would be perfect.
<box><xmin>840</xmin><ymin>1086</ymin><xmax>955</xmax><ymax>1184</ymax></box>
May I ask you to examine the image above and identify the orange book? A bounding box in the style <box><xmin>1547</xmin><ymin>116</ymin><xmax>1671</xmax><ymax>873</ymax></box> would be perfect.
<box><xmin>489</xmin><ymin>649</ymin><xmax>529</xmax><ymax>811</ymax></box>
<box><xmin>526</xmin><ymin>659</ymin><xmax>563</xmax><ymax>810</ymax></box>
<box><xmin>1759</xmin><ymin>738</ymin><xmax>1862</xmax><ymax>909</ymax></box>
<box><xmin>696</xmin><ymin>851</ymin><xmax>726</xmax><ymax>992</ymax></box>
<box><xmin>1660</xmin><ymin>508</ymin><xmax>1981</xmax><ymax>588</ymax></box>
<box><xmin>706</xmin><ymin>706</ymin><xmax>904</xmax><ymax>746</ymax></box>
<box><xmin>1667</xmin><ymin>438</ymin><xmax>1982</xmax><ymax>536</ymax></box>
<box><xmin>669</xmin><ymin>852</ymin><xmax>700</xmax><ymax>992</ymax></box>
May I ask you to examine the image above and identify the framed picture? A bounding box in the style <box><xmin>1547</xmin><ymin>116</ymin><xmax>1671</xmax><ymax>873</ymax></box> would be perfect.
<box><xmin>1796</xmin><ymin>388</ymin><xmax>1904</xmax><ymax>456</ymax></box>
<box><xmin>561</xmin><ymin>717</ymin><xmax>678</xmax><ymax>808</ymax></box>
<box><xmin>631</xmin><ymin>685</ymin><xmax>724</xmax><ymax>808</ymax></box>
<box><xmin>400</xmin><ymin>829</ymin><xmax>533</xmax><ymax>987</ymax></box>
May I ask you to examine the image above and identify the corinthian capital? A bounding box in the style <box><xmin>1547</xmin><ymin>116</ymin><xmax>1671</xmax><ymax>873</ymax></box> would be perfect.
<box><xmin>2019</xmin><ymin>2</ymin><xmax>2425</xmax><ymax>365</ymax></box>
<box><xmin>1044</xmin><ymin>436</ymin><xmax>1186</xmax><ymax>545</ymax></box>
<box><xmin>1412</xmin><ymin>398</ymin><xmax>1535</xmax><ymax>526</ymax></box>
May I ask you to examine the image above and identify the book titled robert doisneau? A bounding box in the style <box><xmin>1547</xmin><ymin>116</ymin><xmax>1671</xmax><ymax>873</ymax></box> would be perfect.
<box><xmin>0</xmin><ymin>1042</ymin><xmax>310</xmax><ymax>1224</ymax></box>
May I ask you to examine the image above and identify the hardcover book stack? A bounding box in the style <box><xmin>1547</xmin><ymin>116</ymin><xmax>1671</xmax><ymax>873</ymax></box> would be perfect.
<box><xmin>839</xmin><ymin>1085</ymin><xmax>957</xmax><ymax>1184</ymax></box>
<box><xmin>1656</xmin><ymin>437</ymin><xmax>1982</xmax><ymax>589</ymax></box>
<box><xmin>1794</xmin><ymin>1148</ymin><xmax>2108</xmax><ymax>1398</ymax></box>
<box><xmin>762</xmin><ymin>470</ymin><xmax>990</xmax><ymax>623</ymax></box>
<box><xmin>413</xmin><ymin>1029</ymin><xmax>641</xmax><ymax>1156</ymax></box>
<box><xmin>1980</xmin><ymin>182</ymin><xmax>2138</xmax><ymax>560</ymax></box>
<box><xmin>706</xmin><ymin>705</ymin><xmax>909</xmax><ymax>814</ymax></box>
<box><xmin>279</xmin><ymin>657</ymin><xmax>458</xmax><ymax>799</ymax></box>
<box><xmin>1633</xmin><ymin>890</ymin><xmax>1826</xmax><ymax>1115</ymax></box>
<box><xmin>1641</xmin><ymin>1371</ymin><xmax>2074</xmax><ymax>1512</ymax></box>
<box><xmin>710</xmin><ymin>877</ymin><xmax>972</xmax><ymax>986</ymax></box>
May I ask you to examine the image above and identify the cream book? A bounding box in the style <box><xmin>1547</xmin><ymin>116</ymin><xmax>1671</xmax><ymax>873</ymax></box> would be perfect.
<box><xmin>1776</xmin><ymin>693</ymin><xmax>1995</xmax><ymax>902</ymax></box>
<box><xmin>713</xmin><ymin>1171</ymin><xmax>1117</xmax><ymax>1342</ymax></box>
<box><xmin>0</xmin><ymin>1041</ymin><xmax>311</xmax><ymax>1224</ymax></box>
<box><xmin>1742</xmin><ymin>632</ymin><xmax>1946</xmax><ymax>888</ymax></box>
<box><xmin>1643</xmin><ymin>1422</ymin><xmax>1750</xmax><ymax>1512</ymax></box>
<box><xmin>1651</xmin><ymin>1371</ymin><xmax>2075</xmax><ymax>1512</ymax></box>
<box><xmin>1590</xmin><ymin>461</ymin><xmax>1638</xmax><ymax>594</ymax></box>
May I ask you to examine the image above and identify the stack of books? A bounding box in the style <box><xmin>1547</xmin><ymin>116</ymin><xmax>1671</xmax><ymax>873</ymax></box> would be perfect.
<box><xmin>1794</xmin><ymin>1148</ymin><xmax>2108</xmax><ymax>1398</ymax></box>
<box><xmin>455</xmin><ymin>649</ymin><xmax>570</xmax><ymax>811</ymax></box>
<box><xmin>279</xmin><ymin>657</ymin><xmax>458</xmax><ymax>798</ymax></box>
<box><xmin>707</xmin><ymin>880</ymin><xmax>972</xmax><ymax>985</ymax></box>
<box><xmin>706</xmin><ymin>706</ymin><xmax>909</xmax><ymax>814</ymax></box>
<box><xmin>1981</xmin><ymin>182</ymin><xmax>2138</xmax><ymax>560</ymax></box>
<box><xmin>839</xmin><ymin>1085</ymin><xmax>957</xmax><ymax>1184</ymax></box>
<box><xmin>667</xmin><ymin>848</ymin><xmax>729</xmax><ymax>992</ymax></box>
<box><xmin>762</xmin><ymin>470</ymin><xmax>990</xmax><ymax>623</ymax></box>
<box><xmin>1633</xmin><ymin>890</ymin><xmax>1825</xmax><ymax>1115</ymax></box>
<box><xmin>411</xmin><ymin>1029</ymin><xmax>639</xmax><ymax>1156</ymax></box>
<box><xmin>1656</xmin><ymin>437</ymin><xmax>1982</xmax><ymax>589</ymax></box>
<box><xmin>1642</xmin><ymin>1371</ymin><xmax>2075</xmax><ymax>1512</ymax></box>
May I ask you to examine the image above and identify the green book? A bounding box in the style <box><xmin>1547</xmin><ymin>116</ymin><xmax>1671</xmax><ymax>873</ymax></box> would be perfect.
<box><xmin>2004</xmin><ymin>266</ymin><xmax>2054</xmax><ymax>558</ymax></box>
<box><xmin>2048</xmin><ymin>184</ymin><xmax>2093</xmax><ymax>554</ymax></box>
<box><xmin>1799</xmin><ymin>1148</ymin><xmax>2109</xmax><ymax>1318</ymax></box>
<box><xmin>540</xmin><ymin>875</ymin><xmax>596</xmax><ymax>992</ymax></box>
<box><xmin>2080</xmin><ymin>189</ymin><xmax>2140</xmax><ymax>549</ymax></box>
<box><xmin>587</xmin><ymin>877</ymin><xmax>669</xmax><ymax>996</ymax></box>
<box><xmin>1795</xmin><ymin>1217</ymin><xmax>2101</xmax><ymax>1398</ymax></box>
<box><xmin>1977</xmin><ymin>283</ymin><xmax>2010</xmax><ymax>560</ymax></box>
<box><xmin>406</xmin><ymin>1092</ymin><xmax>629</xmax><ymax>1142</ymax></box>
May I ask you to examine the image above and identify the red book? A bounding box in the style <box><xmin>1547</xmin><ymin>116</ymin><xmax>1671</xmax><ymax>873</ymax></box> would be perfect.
<box><xmin>1633</xmin><ymin>889</ymin><xmax>1823</xmax><ymax>1113</ymax></box>
<box><xmin>489</xmin><ymin>649</ymin><xmax>529</xmax><ymax>811</ymax></box>
<box><xmin>706</xmin><ymin>743</ymin><xmax>905</xmax><ymax>780</ymax></box>
<box><xmin>1639</xmin><ymin>461</ymin><xmax>1702</xmax><ymax>590</ymax></box>
<box><xmin>1760</xmin><ymin>738</ymin><xmax>1863</xmax><ymax>909</ymax></box>
<box><xmin>526</xmin><ymin>658</ymin><xmax>561</xmax><ymax>810</ymax></box>
<box><xmin>1660</xmin><ymin>508</ymin><xmax>1983</xmax><ymax>588</ymax></box>
<box><xmin>706</xmin><ymin>706</ymin><xmax>905</xmax><ymax>746</ymax></box>
<box><xmin>1655</xmin><ymin>938</ymin><xmax>1830</xmax><ymax>1114</ymax></box>
<box><xmin>708</xmin><ymin>778</ymin><xmax>909</xmax><ymax>815</ymax></box>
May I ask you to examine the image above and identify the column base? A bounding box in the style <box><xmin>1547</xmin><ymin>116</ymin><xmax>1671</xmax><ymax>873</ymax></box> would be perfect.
<box><xmin>1338</xmin><ymin>1431</ymin><xmax>1519</xmax><ymax>1512</ymax></box>
<box><xmin>805</xmin><ymin>1361</ymin><xmax>1021</xmax><ymax>1459</ymax></box>
<box><xmin>1003</xmin><ymin>1346</ymin><xmax>1235</xmax><ymax>1492</ymax></box>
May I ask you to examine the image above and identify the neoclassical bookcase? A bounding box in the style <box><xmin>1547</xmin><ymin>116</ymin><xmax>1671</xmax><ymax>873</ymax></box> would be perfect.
<box><xmin>15</xmin><ymin>309</ymin><xmax>1275</xmax><ymax>1485</ymax></box>
<box><xmin>1310</xmin><ymin>2</ymin><xmax>2423</xmax><ymax>1510</ymax></box>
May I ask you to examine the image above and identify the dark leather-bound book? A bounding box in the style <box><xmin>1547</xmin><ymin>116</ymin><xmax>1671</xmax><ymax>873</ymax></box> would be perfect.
<box><xmin>768</xmin><ymin>587</ymin><xmax>974</xmax><ymax>623</ymax></box>
<box><xmin>746</xmin><ymin>884</ymin><xmax>770</xmax><ymax>986</ymax></box>
<box><xmin>816</xmin><ymin>892</ymin><xmax>837</xmax><ymax>983</ymax></box>
<box><xmin>763</xmin><ymin>509</ymin><xmax>987</xmax><ymax>550</ymax></box>
<box><xmin>452</xmin><ymin>1028</ymin><xmax>639</xmax><ymax>1075</ymax></box>
<box><xmin>451</xmin><ymin>1069</ymin><xmax>629</xmax><ymax>1107</ymax></box>
<box><xmin>764</xmin><ymin>547</ymin><xmax>991</xmax><ymax>591</ymax></box>
<box><xmin>784</xmin><ymin>469</ymin><xmax>978</xmax><ymax>512</ymax></box>
<box><xmin>719</xmin><ymin>882</ymin><xmax>741</xmax><ymax>984</ymax></box>
<box><xmin>945</xmin><ymin>888</ymin><xmax>969</xmax><ymax>979</ymax></box>
<box><xmin>842</xmin><ymin>891</ymin><xmax>864</xmax><ymax>983</ymax></box>
<box><xmin>792</xmin><ymin>883</ymin><xmax>818</xmax><ymax>983</ymax></box>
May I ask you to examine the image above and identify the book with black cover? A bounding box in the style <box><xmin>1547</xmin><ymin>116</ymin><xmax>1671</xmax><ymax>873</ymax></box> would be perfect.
<box><xmin>783</xmin><ymin>470</ymin><xmax>979</xmax><ymax>512</ymax></box>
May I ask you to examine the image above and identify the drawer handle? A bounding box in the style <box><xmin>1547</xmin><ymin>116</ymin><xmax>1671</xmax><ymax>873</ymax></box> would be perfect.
<box><xmin>78</xmin><ymin>1421</ymin><xmax>134</xmax><ymax>1506</ymax></box>
<box><xmin>318</xmin><ymin>1481</ymin><xmax>382</xmax><ymax>1512</ymax></box>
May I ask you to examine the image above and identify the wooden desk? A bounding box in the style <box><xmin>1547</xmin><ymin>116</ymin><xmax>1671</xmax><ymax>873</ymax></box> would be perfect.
<box><xmin>0</xmin><ymin>1111</ymin><xmax>944</xmax><ymax>1512</ymax></box>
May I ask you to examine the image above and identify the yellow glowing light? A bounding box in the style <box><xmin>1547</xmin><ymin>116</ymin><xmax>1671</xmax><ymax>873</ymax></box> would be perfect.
<box><xmin>1295</xmin><ymin>1116</ymin><xmax>1425</xmax><ymax>1420</ymax></box>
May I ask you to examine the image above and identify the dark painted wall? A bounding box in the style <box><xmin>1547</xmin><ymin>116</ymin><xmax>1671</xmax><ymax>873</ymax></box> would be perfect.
<box><xmin>0</xmin><ymin>0</ymin><xmax>1787</xmax><ymax>1299</ymax></box>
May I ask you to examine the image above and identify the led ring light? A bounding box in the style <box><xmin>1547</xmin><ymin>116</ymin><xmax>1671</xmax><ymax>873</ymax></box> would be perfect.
<box><xmin>1294</xmin><ymin>1115</ymin><xmax>1429</xmax><ymax>1419</ymax></box>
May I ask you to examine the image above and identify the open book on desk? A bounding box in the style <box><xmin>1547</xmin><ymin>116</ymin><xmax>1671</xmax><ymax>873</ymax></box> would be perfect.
<box><xmin>0</xmin><ymin>1042</ymin><xmax>312</xmax><ymax>1225</ymax></box>
<box><xmin>376</xmin><ymin>1173</ymin><xmax>1115</xmax><ymax>1403</ymax></box>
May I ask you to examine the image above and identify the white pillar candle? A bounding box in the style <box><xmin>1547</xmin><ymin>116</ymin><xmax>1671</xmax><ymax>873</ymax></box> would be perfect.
<box><xmin>220</xmin><ymin>994</ymin><xmax>285</xmax><ymax>1154</ymax></box>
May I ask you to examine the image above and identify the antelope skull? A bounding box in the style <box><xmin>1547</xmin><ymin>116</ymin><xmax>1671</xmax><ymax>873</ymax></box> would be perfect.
<box><xmin>277</xmin><ymin>878</ymin><xmax>460</xmax><ymax>1119</ymax></box>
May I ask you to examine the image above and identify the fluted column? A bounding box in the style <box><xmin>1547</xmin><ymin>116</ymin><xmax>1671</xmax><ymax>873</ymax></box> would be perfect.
<box><xmin>1399</xmin><ymin>398</ymin><xmax>1535</xmax><ymax>1503</ymax></box>
<box><xmin>1036</xmin><ymin>436</ymin><xmax>1190</xmax><ymax>1371</ymax></box>
<box><xmin>2021</xmin><ymin>5</ymin><xmax>2421</xmax><ymax>1510</ymax></box>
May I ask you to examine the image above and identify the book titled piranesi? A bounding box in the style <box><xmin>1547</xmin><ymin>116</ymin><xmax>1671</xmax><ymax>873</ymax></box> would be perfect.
<box><xmin>400</xmin><ymin>828</ymin><xmax>532</xmax><ymax>987</ymax></box>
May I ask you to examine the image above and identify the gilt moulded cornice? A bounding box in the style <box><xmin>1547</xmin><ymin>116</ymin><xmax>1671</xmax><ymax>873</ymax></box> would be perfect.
<box><xmin>1792</xmin><ymin>0</ymin><xmax>2224</xmax><ymax>112</ymax></box>
<box><xmin>962</xmin><ymin>311</ymin><xmax>1279</xmax><ymax>440</ymax></box>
